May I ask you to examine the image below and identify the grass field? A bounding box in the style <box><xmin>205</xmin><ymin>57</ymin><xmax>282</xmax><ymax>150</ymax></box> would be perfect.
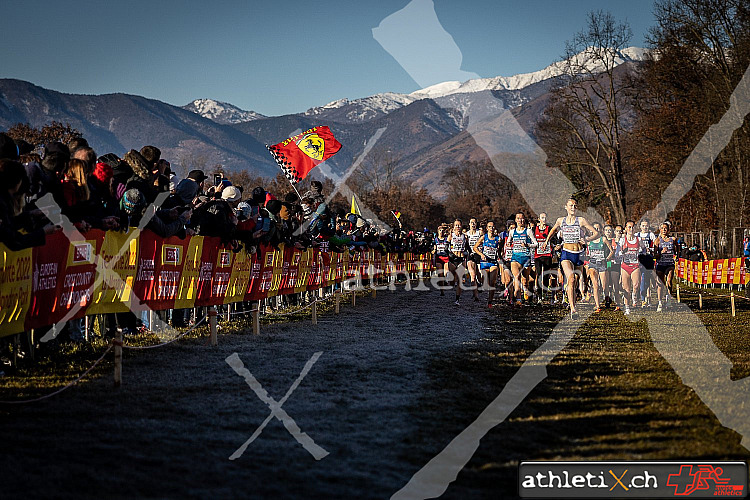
<box><xmin>0</xmin><ymin>284</ymin><xmax>747</xmax><ymax>499</ymax></box>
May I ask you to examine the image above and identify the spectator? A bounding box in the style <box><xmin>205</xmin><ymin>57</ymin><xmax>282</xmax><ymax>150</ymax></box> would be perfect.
<box><xmin>139</xmin><ymin>145</ymin><xmax>161</xmax><ymax>169</ymax></box>
<box><xmin>24</xmin><ymin>143</ymin><xmax>69</xmax><ymax>203</ymax></box>
<box><xmin>0</xmin><ymin>159</ymin><xmax>59</xmax><ymax>250</ymax></box>
<box><xmin>123</xmin><ymin>150</ymin><xmax>158</xmax><ymax>203</ymax></box>
<box><xmin>87</xmin><ymin>162</ymin><xmax>121</xmax><ymax>230</ymax></box>
<box><xmin>72</xmin><ymin>147</ymin><xmax>97</xmax><ymax>175</ymax></box>
<box><xmin>172</xmin><ymin>169</ymin><xmax>206</xmax><ymax>206</ymax></box>
<box><xmin>686</xmin><ymin>245</ymin><xmax>704</xmax><ymax>262</ymax></box>
<box><xmin>60</xmin><ymin>158</ymin><xmax>92</xmax><ymax>231</ymax></box>
<box><xmin>67</xmin><ymin>137</ymin><xmax>89</xmax><ymax>154</ymax></box>
<box><xmin>189</xmin><ymin>185</ymin><xmax>239</xmax><ymax>241</ymax></box>
<box><xmin>0</xmin><ymin>133</ymin><xmax>19</xmax><ymax>160</ymax></box>
<box><xmin>14</xmin><ymin>139</ymin><xmax>33</xmax><ymax>157</ymax></box>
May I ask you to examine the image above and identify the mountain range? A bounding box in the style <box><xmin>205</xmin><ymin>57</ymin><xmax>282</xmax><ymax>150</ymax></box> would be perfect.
<box><xmin>0</xmin><ymin>47</ymin><xmax>646</xmax><ymax>198</ymax></box>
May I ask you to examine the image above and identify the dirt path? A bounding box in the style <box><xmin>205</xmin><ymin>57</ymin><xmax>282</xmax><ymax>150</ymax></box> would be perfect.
<box><xmin>0</xmin><ymin>287</ymin><xmax>747</xmax><ymax>499</ymax></box>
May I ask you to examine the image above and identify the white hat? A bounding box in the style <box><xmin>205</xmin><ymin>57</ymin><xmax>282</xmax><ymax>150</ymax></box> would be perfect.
<box><xmin>221</xmin><ymin>186</ymin><xmax>242</xmax><ymax>203</ymax></box>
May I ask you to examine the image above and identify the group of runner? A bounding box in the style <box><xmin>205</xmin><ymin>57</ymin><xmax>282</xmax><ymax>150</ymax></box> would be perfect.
<box><xmin>433</xmin><ymin>198</ymin><xmax>678</xmax><ymax>318</ymax></box>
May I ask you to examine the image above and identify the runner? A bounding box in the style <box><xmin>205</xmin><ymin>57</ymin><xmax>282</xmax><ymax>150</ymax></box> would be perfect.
<box><xmin>465</xmin><ymin>217</ymin><xmax>484</xmax><ymax>294</ymax></box>
<box><xmin>654</xmin><ymin>221</ymin><xmax>677</xmax><ymax>312</ymax></box>
<box><xmin>604</xmin><ymin>224</ymin><xmax>622</xmax><ymax>310</ymax></box>
<box><xmin>636</xmin><ymin>219</ymin><xmax>657</xmax><ymax>308</ymax></box>
<box><xmin>543</xmin><ymin>198</ymin><xmax>600</xmax><ymax>318</ymax></box>
<box><xmin>579</xmin><ymin>223</ymin><xmax>590</xmax><ymax>304</ymax></box>
<box><xmin>586</xmin><ymin>221</ymin><xmax>614</xmax><ymax>313</ymax></box>
<box><xmin>473</xmin><ymin>220</ymin><xmax>501</xmax><ymax>308</ymax></box>
<box><xmin>509</xmin><ymin>212</ymin><xmax>537</xmax><ymax>306</ymax></box>
<box><xmin>500</xmin><ymin>219</ymin><xmax>516</xmax><ymax>305</ymax></box>
<box><xmin>533</xmin><ymin>212</ymin><xmax>553</xmax><ymax>304</ymax></box>
<box><xmin>551</xmin><ymin>233</ymin><xmax>564</xmax><ymax>305</ymax></box>
<box><xmin>447</xmin><ymin>219</ymin><xmax>470</xmax><ymax>305</ymax></box>
<box><xmin>432</xmin><ymin>224</ymin><xmax>450</xmax><ymax>296</ymax></box>
<box><xmin>618</xmin><ymin>220</ymin><xmax>641</xmax><ymax>315</ymax></box>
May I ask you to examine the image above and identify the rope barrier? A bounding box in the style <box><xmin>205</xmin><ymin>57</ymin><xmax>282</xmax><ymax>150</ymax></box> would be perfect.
<box><xmin>121</xmin><ymin>317</ymin><xmax>207</xmax><ymax>350</ymax></box>
<box><xmin>0</xmin><ymin>343</ymin><xmax>114</xmax><ymax>405</ymax></box>
<box><xmin>0</xmin><ymin>316</ymin><xmax>209</xmax><ymax>404</ymax></box>
<box><xmin>677</xmin><ymin>282</ymin><xmax>750</xmax><ymax>301</ymax></box>
<box><xmin>222</xmin><ymin>285</ymin><xmax>368</xmax><ymax>320</ymax></box>
<box><xmin>0</xmin><ymin>278</ymin><xmax>396</xmax><ymax>401</ymax></box>
<box><xmin>261</xmin><ymin>299</ymin><xmax>320</xmax><ymax>318</ymax></box>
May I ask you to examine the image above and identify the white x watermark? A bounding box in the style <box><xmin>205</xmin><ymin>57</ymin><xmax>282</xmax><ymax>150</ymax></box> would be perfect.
<box><xmin>225</xmin><ymin>351</ymin><xmax>329</xmax><ymax>461</ymax></box>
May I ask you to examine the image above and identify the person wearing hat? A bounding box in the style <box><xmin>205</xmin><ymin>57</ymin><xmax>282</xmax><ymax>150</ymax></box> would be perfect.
<box><xmin>21</xmin><ymin>142</ymin><xmax>69</xmax><ymax>204</ymax></box>
<box><xmin>120</xmin><ymin>188</ymin><xmax>146</xmax><ymax>219</ymax></box>
<box><xmin>123</xmin><ymin>150</ymin><xmax>159</xmax><ymax>203</ymax></box>
<box><xmin>189</xmin><ymin>183</ymin><xmax>238</xmax><ymax>241</ymax></box>
<box><xmin>221</xmin><ymin>185</ymin><xmax>242</xmax><ymax>205</ymax></box>
<box><xmin>0</xmin><ymin>133</ymin><xmax>20</xmax><ymax>160</ymax></box>
<box><xmin>87</xmin><ymin>162</ymin><xmax>121</xmax><ymax>230</ymax></box>
<box><xmin>0</xmin><ymin>159</ymin><xmax>61</xmax><ymax>251</ymax></box>
<box><xmin>172</xmin><ymin>170</ymin><xmax>207</xmax><ymax>206</ymax></box>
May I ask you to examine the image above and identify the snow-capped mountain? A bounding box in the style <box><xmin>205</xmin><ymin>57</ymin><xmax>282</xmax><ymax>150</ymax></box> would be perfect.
<box><xmin>410</xmin><ymin>46</ymin><xmax>648</xmax><ymax>99</ymax></box>
<box><xmin>183</xmin><ymin>98</ymin><xmax>265</xmax><ymax>125</ymax></box>
<box><xmin>303</xmin><ymin>92</ymin><xmax>418</xmax><ymax>123</ymax></box>
<box><xmin>299</xmin><ymin>46</ymin><xmax>647</xmax><ymax>124</ymax></box>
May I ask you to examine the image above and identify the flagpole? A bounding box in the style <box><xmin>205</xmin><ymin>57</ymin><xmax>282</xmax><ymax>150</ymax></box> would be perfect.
<box><xmin>289</xmin><ymin>181</ymin><xmax>303</xmax><ymax>201</ymax></box>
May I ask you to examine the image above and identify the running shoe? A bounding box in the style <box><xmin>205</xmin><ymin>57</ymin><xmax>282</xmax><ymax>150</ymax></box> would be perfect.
<box><xmin>614</xmin><ymin>305</ymin><xmax>621</xmax><ymax>312</ymax></box>
<box><xmin>594</xmin><ymin>307</ymin><xmax>603</xmax><ymax>313</ymax></box>
<box><xmin>656</xmin><ymin>301</ymin><xmax>663</xmax><ymax>312</ymax></box>
<box><xmin>624</xmin><ymin>305</ymin><xmax>631</xmax><ymax>315</ymax></box>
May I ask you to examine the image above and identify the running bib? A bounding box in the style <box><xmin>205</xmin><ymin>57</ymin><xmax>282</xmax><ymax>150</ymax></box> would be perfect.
<box><xmin>561</xmin><ymin>219</ymin><xmax>581</xmax><ymax>244</ymax></box>
<box><xmin>467</xmin><ymin>230</ymin><xmax>482</xmax><ymax>249</ymax></box>
<box><xmin>658</xmin><ymin>239</ymin><xmax>674</xmax><ymax>265</ymax></box>
<box><xmin>512</xmin><ymin>229</ymin><xmax>531</xmax><ymax>256</ymax></box>
<box><xmin>503</xmin><ymin>238</ymin><xmax>513</xmax><ymax>260</ymax></box>
<box><xmin>450</xmin><ymin>234</ymin><xmax>466</xmax><ymax>254</ymax></box>
<box><xmin>434</xmin><ymin>237</ymin><xmax>448</xmax><ymax>255</ymax></box>
<box><xmin>638</xmin><ymin>233</ymin><xmax>654</xmax><ymax>254</ymax></box>
<box><xmin>589</xmin><ymin>247</ymin><xmax>606</xmax><ymax>261</ymax></box>
<box><xmin>534</xmin><ymin>225</ymin><xmax>552</xmax><ymax>257</ymax></box>
<box><xmin>621</xmin><ymin>239</ymin><xmax>639</xmax><ymax>264</ymax></box>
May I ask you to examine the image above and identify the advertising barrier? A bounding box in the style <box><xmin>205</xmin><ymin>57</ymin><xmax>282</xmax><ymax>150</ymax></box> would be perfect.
<box><xmin>0</xmin><ymin>229</ymin><xmax>434</xmax><ymax>338</ymax></box>
<box><xmin>677</xmin><ymin>257</ymin><xmax>747</xmax><ymax>286</ymax></box>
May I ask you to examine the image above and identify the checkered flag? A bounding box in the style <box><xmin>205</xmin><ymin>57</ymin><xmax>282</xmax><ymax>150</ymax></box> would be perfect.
<box><xmin>266</xmin><ymin>126</ymin><xmax>342</xmax><ymax>185</ymax></box>
<box><xmin>267</xmin><ymin>144</ymin><xmax>302</xmax><ymax>184</ymax></box>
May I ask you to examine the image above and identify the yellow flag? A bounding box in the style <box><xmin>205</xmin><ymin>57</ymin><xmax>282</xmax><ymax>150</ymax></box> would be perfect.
<box><xmin>351</xmin><ymin>195</ymin><xmax>361</xmax><ymax>216</ymax></box>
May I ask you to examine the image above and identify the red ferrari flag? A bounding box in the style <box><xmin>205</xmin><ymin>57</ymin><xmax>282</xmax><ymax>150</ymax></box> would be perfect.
<box><xmin>266</xmin><ymin>126</ymin><xmax>342</xmax><ymax>183</ymax></box>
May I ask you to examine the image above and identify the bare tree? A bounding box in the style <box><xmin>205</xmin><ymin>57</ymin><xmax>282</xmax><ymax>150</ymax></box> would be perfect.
<box><xmin>6</xmin><ymin>122</ymin><xmax>82</xmax><ymax>149</ymax></box>
<box><xmin>537</xmin><ymin>11</ymin><xmax>634</xmax><ymax>224</ymax></box>
<box><xmin>351</xmin><ymin>148</ymin><xmax>399</xmax><ymax>192</ymax></box>
<box><xmin>177</xmin><ymin>153</ymin><xmax>208</xmax><ymax>173</ymax></box>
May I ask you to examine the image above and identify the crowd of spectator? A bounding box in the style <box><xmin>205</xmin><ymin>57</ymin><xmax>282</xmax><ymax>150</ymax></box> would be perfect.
<box><xmin>0</xmin><ymin>132</ymin><xmax>434</xmax><ymax>358</ymax></box>
<box><xmin>0</xmin><ymin>132</ymin><xmax>429</xmax><ymax>256</ymax></box>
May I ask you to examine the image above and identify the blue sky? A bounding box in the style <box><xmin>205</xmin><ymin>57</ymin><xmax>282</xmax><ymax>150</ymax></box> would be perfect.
<box><xmin>1</xmin><ymin>0</ymin><xmax>656</xmax><ymax>117</ymax></box>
